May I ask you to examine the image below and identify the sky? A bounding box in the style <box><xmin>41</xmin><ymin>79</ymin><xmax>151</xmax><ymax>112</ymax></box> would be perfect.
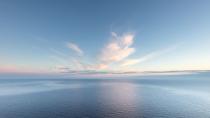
<box><xmin>0</xmin><ymin>0</ymin><xmax>210</xmax><ymax>76</ymax></box>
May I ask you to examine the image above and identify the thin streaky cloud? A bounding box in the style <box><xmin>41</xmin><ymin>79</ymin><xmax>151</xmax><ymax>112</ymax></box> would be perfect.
<box><xmin>67</xmin><ymin>42</ymin><xmax>83</xmax><ymax>56</ymax></box>
<box><xmin>121</xmin><ymin>46</ymin><xmax>178</xmax><ymax>67</ymax></box>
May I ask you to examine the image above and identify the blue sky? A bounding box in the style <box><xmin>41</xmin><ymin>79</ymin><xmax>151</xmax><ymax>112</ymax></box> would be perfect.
<box><xmin>0</xmin><ymin>0</ymin><xmax>210</xmax><ymax>75</ymax></box>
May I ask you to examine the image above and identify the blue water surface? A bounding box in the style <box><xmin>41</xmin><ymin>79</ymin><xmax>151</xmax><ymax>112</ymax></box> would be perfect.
<box><xmin>0</xmin><ymin>72</ymin><xmax>210</xmax><ymax>118</ymax></box>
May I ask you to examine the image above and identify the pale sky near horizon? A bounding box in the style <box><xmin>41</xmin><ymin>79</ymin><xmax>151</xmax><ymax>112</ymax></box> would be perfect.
<box><xmin>0</xmin><ymin>0</ymin><xmax>210</xmax><ymax>75</ymax></box>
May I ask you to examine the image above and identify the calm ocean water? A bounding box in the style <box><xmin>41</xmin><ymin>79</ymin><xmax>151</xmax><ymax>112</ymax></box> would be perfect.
<box><xmin>0</xmin><ymin>72</ymin><xmax>210</xmax><ymax>118</ymax></box>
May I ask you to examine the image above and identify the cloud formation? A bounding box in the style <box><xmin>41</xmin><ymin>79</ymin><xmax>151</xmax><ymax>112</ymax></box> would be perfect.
<box><xmin>53</xmin><ymin>32</ymin><xmax>179</xmax><ymax>76</ymax></box>
<box><xmin>67</xmin><ymin>42</ymin><xmax>83</xmax><ymax>56</ymax></box>
<box><xmin>54</xmin><ymin>32</ymin><xmax>136</xmax><ymax>73</ymax></box>
<box><xmin>121</xmin><ymin>46</ymin><xmax>178</xmax><ymax>67</ymax></box>
<box><xmin>99</xmin><ymin>32</ymin><xmax>135</xmax><ymax>68</ymax></box>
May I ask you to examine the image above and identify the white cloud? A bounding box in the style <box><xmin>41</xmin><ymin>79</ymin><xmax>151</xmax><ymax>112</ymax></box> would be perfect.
<box><xmin>99</xmin><ymin>32</ymin><xmax>135</xmax><ymax>67</ymax></box>
<box><xmin>53</xmin><ymin>32</ymin><xmax>179</xmax><ymax>75</ymax></box>
<box><xmin>120</xmin><ymin>59</ymin><xmax>142</xmax><ymax>67</ymax></box>
<box><xmin>67</xmin><ymin>42</ymin><xmax>83</xmax><ymax>56</ymax></box>
<box><xmin>121</xmin><ymin>46</ymin><xmax>178</xmax><ymax>67</ymax></box>
<box><xmin>56</xmin><ymin>32</ymin><xmax>136</xmax><ymax>72</ymax></box>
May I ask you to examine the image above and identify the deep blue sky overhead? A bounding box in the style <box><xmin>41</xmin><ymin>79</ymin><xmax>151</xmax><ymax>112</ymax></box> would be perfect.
<box><xmin>0</xmin><ymin>0</ymin><xmax>210</xmax><ymax>75</ymax></box>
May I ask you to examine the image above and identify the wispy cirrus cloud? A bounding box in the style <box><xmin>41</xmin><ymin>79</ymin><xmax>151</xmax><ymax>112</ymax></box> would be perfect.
<box><xmin>67</xmin><ymin>42</ymin><xmax>83</xmax><ymax>56</ymax></box>
<box><xmin>120</xmin><ymin>46</ymin><xmax>178</xmax><ymax>67</ymax></box>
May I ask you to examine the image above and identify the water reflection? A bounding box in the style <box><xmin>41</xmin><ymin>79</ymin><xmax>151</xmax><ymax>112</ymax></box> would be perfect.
<box><xmin>98</xmin><ymin>82</ymin><xmax>140</xmax><ymax>117</ymax></box>
<box><xmin>0</xmin><ymin>75</ymin><xmax>210</xmax><ymax>118</ymax></box>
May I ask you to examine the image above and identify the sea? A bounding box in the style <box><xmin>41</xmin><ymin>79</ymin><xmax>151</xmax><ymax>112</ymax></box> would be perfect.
<box><xmin>0</xmin><ymin>72</ymin><xmax>210</xmax><ymax>118</ymax></box>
